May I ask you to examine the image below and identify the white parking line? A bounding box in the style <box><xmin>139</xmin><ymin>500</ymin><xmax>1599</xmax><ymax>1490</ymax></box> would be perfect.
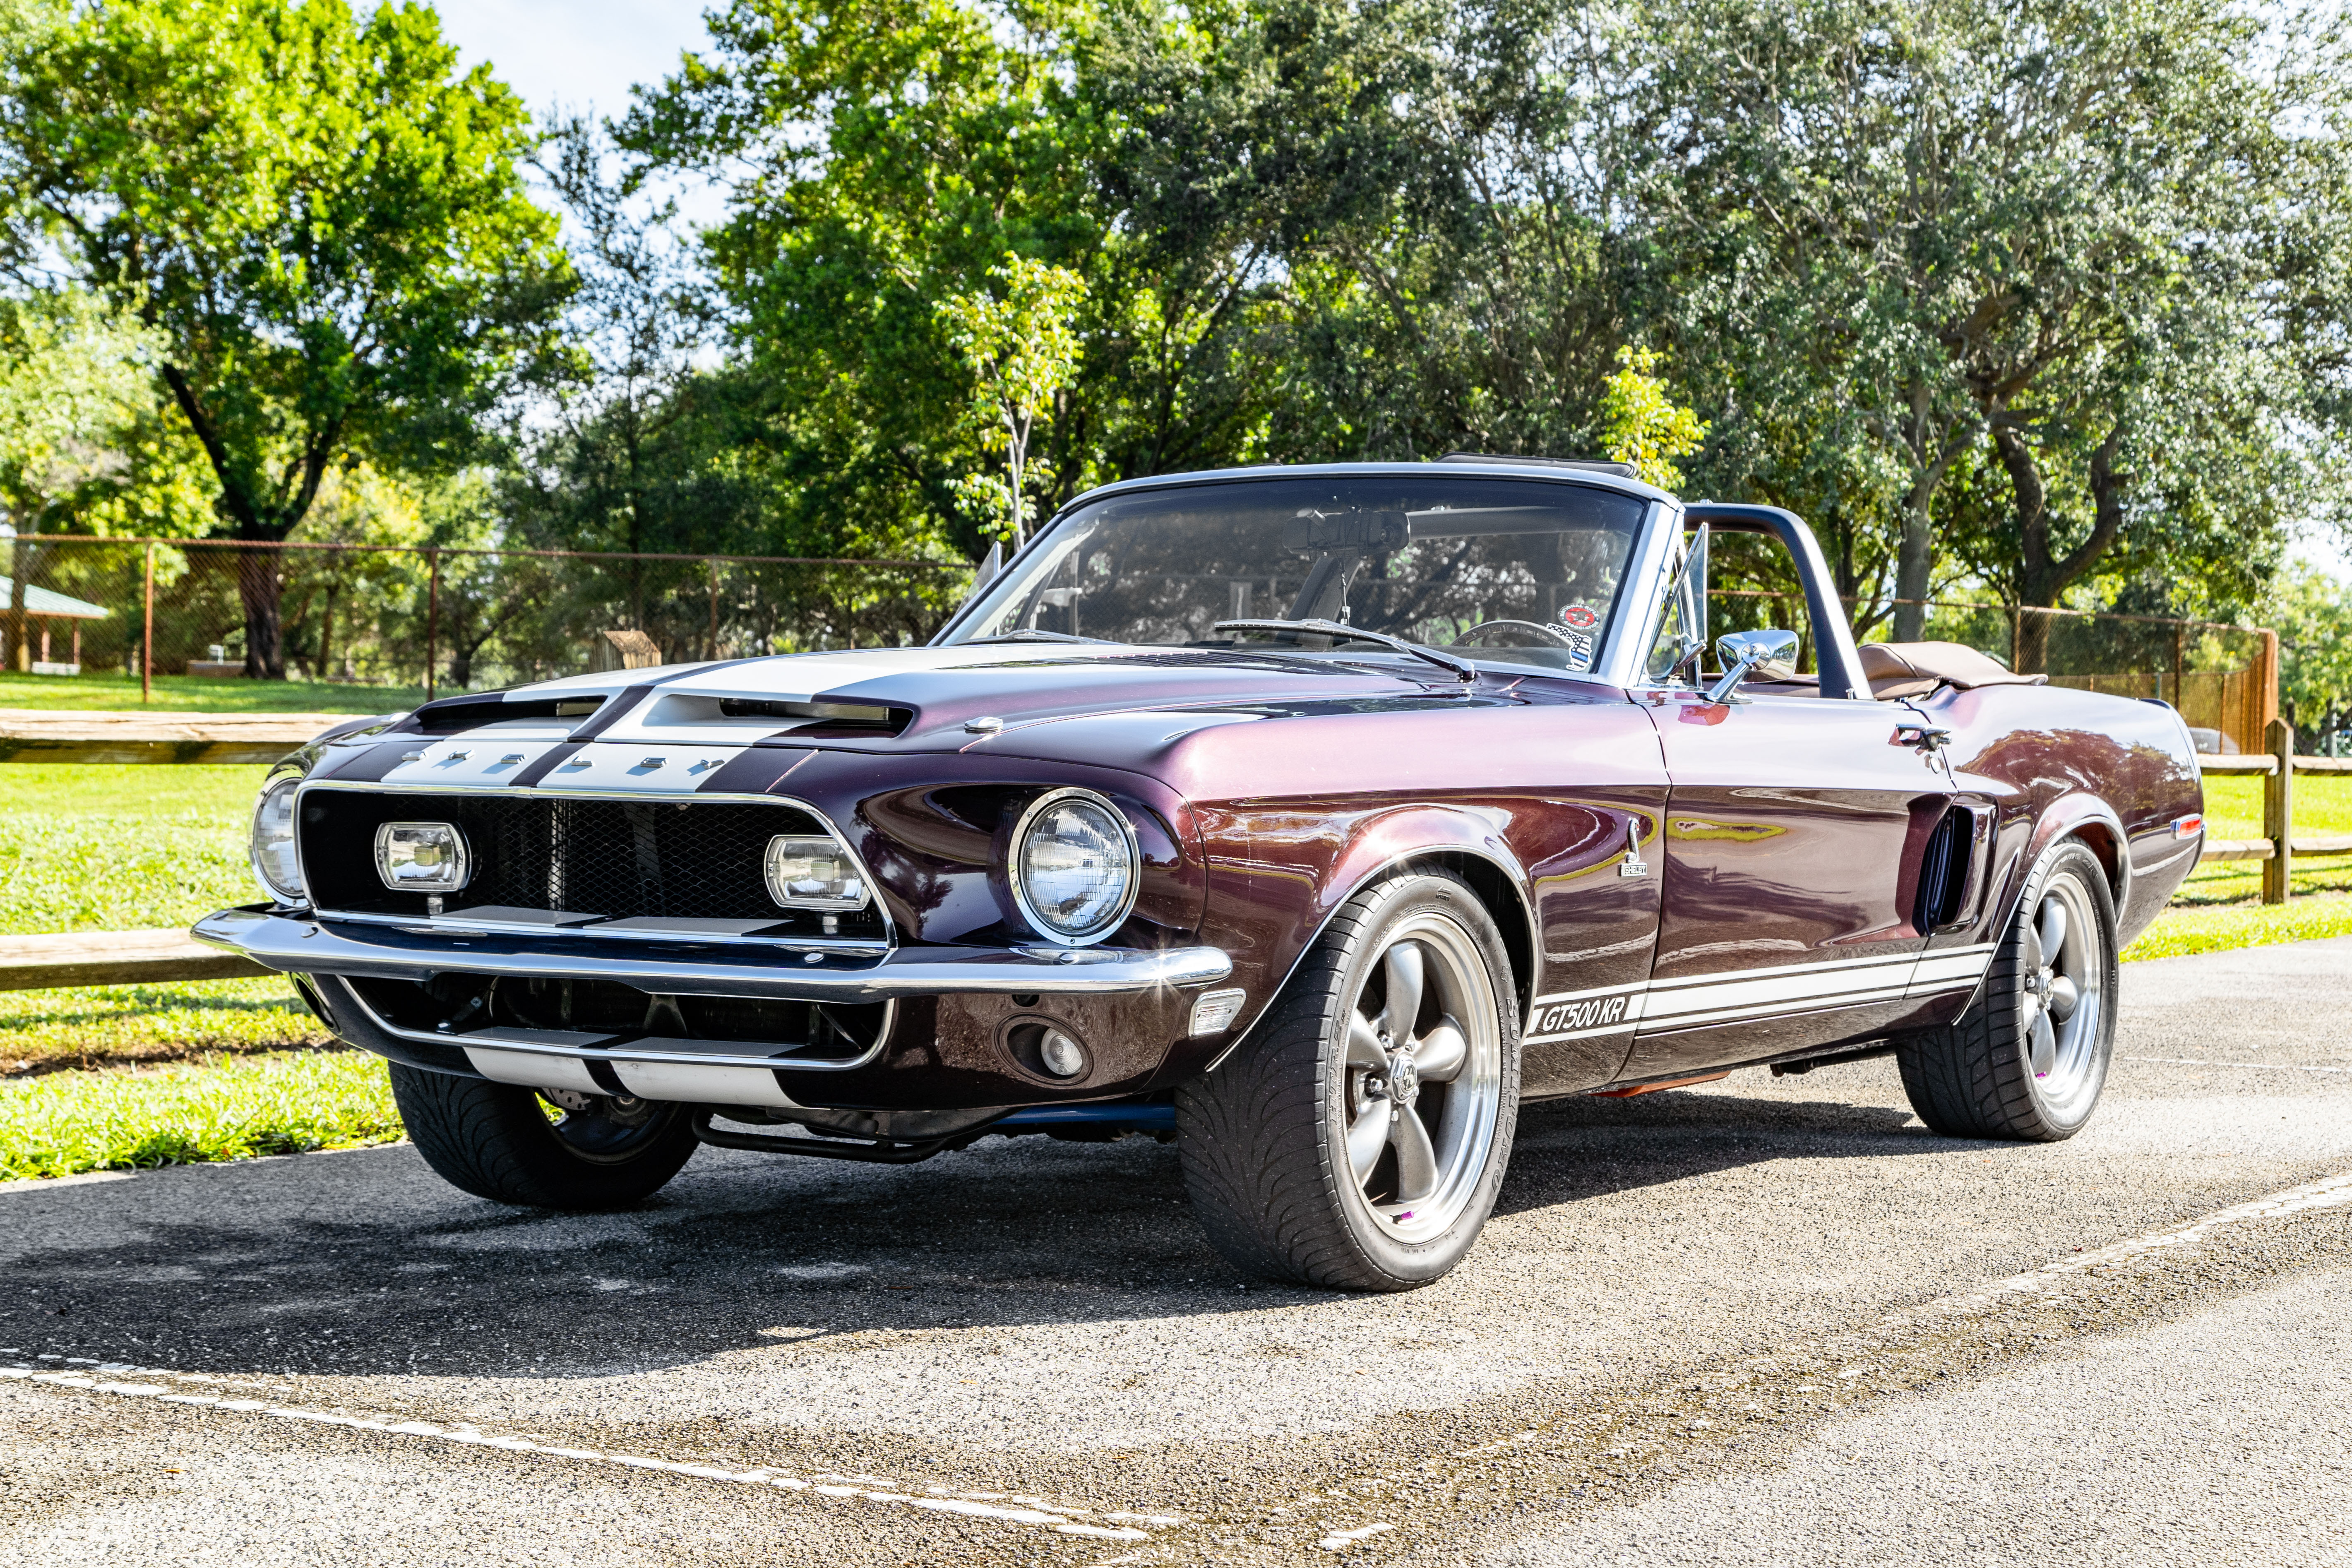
<box><xmin>1265</xmin><ymin>1167</ymin><xmax>2352</xmax><ymax>1548</ymax></box>
<box><xmin>1915</xmin><ymin>1169</ymin><xmax>2352</xmax><ymax>1318</ymax></box>
<box><xmin>0</xmin><ymin>1359</ymin><xmax>1179</xmax><ymax>1547</ymax></box>
<box><xmin>2124</xmin><ymin>1056</ymin><xmax>2351</xmax><ymax>1075</ymax></box>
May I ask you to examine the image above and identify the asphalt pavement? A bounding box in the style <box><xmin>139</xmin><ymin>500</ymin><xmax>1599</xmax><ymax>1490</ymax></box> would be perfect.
<box><xmin>3</xmin><ymin>938</ymin><xmax>2348</xmax><ymax>1566</ymax></box>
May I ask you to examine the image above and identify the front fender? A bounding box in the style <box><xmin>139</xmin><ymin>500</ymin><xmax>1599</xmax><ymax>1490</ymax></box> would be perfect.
<box><xmin>1184</xmin><ymin>801</ymin><xmax>1539</xmax><ymax>1071</ymax></box>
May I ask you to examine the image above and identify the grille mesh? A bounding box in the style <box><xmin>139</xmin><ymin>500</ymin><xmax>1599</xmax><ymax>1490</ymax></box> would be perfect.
<box><xmin>299</xmin><ymin>788</ymin><xmax>881</xmax><ymax>937</ymax></box>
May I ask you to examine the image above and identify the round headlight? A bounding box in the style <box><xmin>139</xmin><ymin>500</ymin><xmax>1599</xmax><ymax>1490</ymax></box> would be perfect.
<box><xmin>250</xmin><ymin>777</ymin><xmax>305</xmax><ymax>903</ymax></box>
<box><xmin>1009</xmin><ymin>789</ymin><xmax>1139</xmax><ymax>945</ymax></box>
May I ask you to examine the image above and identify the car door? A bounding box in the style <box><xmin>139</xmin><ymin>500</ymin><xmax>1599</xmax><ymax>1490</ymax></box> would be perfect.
<box><xmin>1615</xmin><ymin>521</ymin><xmax>1954</xmax><ymax>1079</ymax></box>
<box><xmin>1621</xmin><ymin>689</ymin><xmax>1954</xmax><ymax>1077</ymax></box>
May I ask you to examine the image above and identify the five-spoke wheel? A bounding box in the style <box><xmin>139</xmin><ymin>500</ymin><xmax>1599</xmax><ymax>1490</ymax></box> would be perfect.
<box><xmin>2017</xmin><ymin>873</ymin><xmax>2105</xmax><ymax>1122</ymax></box>
<box><xmin>1898</xmin><ymin>838</ymin><xmax>2119</xmax><ymax>1141</ymax></box>
<box><xmin>1341</xmin><ymin>915</ymin><xmax>1504</xmax><ymax>1243</ymax></box>
<box><xmin>1177</xmin><ymin>870</ymin><xmax>1520</xmax><ymax>1289</ymax></box>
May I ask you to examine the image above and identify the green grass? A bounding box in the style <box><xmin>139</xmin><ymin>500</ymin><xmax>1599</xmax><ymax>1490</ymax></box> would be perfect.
<box><xmin>2123</xmin><ymin>891</ymin><xmax>2352</xmax><ymax>962</ymax></box>
<box><xmin>0</xmin><ymin>761</ymin><xmax>267</xmax><ymax>821</ymax></box>
<box><xmin>2169</xmin><ymin>772</ymin><xmax>2352</xmax><ymax>908</ymax></box>
<box><xmin>0</xmin><ymin>768</ymin><xmax>271</xmax><ymax>935</ymax></box>
<box><xmin>0</xmin><ymin>669</ymin><xmax>423</xmax><ymax>713</ymax></box>
<box><xmin>0</xmin><ymin>1048</ymin><xmax>402</xmax><ymax>1181</ymax></box>
<box><xmin>0</xmin><ymin>976</ymin><xmax>329</xmax><ymax>1076</ymax></box>
<box><xmin>2194</xmin><ymin>772</ymin><xmax>2352</xmax><ymax>838</ymax></box>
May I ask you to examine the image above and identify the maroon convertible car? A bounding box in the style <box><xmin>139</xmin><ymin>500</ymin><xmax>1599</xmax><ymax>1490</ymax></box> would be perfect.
<box><xmin>199</xmin><ymin>459</ymin><xmax>2205</xmax><ymax>1290</ymax></box>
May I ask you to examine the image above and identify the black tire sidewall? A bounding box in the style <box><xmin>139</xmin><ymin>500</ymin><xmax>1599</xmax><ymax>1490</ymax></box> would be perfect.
<box><xmin>1320</xmin><ymin>875</ymin><xmax>1522</xmax><ymax>1287</ymax></box>
<box><xmin>389</xmin><ymin>1063</ymin><xmax>699</xmax><ymax>1210</ymax></box>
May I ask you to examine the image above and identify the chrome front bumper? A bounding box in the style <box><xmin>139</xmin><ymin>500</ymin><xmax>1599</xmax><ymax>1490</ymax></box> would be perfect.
<box><xmin>191</xmin><ymin>906</ymin><xmax>1235</xmax><ymax>1002</ymax></box>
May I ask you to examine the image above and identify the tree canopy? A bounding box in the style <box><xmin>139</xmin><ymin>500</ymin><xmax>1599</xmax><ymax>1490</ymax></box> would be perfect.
<box><xmin>0</xmin><ymin>0</ymin><xmax>569</xmax><ymax>673</ymax></box>
<box><xmin>0</xmin><ymin>0</ymin><xmax>2343</xmax><ymax>683</ymax></box>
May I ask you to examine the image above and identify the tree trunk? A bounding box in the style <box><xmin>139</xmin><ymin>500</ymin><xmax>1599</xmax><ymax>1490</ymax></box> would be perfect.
<box><xmin>237</xmin><ymin>547</ymin><xmax>286</xmax><ymax>680</ymax></box>
<box><xmin>318</xmin><ymin>582</ymin><xmax>337</xmax><ymax>679</ymax></box>
<box><xmin>450</xmin><ymin>624</ymin><xmax>478</xmax><ymax>689</ymax></box>
<box><xmin>1998</xmin><ymin>422</ymin><xmax>2125</xmax><ymax>676</ymax></box>
<box><xmin>1893</xmin><ymin>488</ymin><xmax>1932</xmax><ymax>642</ymax></box>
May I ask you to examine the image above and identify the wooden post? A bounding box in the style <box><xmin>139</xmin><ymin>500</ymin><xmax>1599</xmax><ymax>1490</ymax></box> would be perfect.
<box><xmin>707</xmin><ymin>557</ymin><xmax>720</xmax><ymax>660</ymax></box>
<box><xmin>141</xmin><ymin>541</ymin><xmax>154</xmax><ymax>704</ymax></box>
<box><xmin>2254</xmin><ymin>628</ymin><xmax>2280</xmax><ymax>749</ymax></box>
<box><xmin>424</xmin><ymin>547</ymin><xmax>439</xmax><ymax>701</ymax></box>
<box><xmin>2263</xmin><ymin>715</ymin><xmax>2293</xmax><ymax>905</ymax></box>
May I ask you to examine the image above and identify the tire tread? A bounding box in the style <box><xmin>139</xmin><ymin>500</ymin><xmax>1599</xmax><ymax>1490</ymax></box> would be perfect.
<box><xmin>1177</xmin><ymin>872</ymin><xmax>1516</xmax><ymax>1291</ymax></box>
<box><xmin>389</xmin><ymin>1064</ymin><xmax>696</xmax><ymax>1209</ymax></box>
<box><xmin>1897</xmin><ymin>842</ymin><xmax>2114</xmax><ymax>1143</ymax></box>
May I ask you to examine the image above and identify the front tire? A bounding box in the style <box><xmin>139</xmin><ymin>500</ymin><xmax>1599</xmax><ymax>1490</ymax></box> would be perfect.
<box><xmin>1898</xmin><ymin>839</ymin><xmax>2118</xmax><ymax>1141</ymax></box>
<box><xmin>1176</xmin><ymin>870</ymin><xmax>1521</xmax><ymax>1290</ymax></box>
<box><xmin>389</xmin><ymin>1064</ymin><xmax>699</xmax><ymax>1210</ymax></box>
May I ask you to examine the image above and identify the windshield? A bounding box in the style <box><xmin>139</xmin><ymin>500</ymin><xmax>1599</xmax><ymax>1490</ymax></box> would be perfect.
<box><xmin>944</xmin><ymin>473</ymin><xmax>1650</xmax><ymax>672</ymax></box>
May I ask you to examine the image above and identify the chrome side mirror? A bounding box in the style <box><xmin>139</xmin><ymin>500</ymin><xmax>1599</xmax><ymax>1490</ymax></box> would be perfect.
<box><xmin>1705</xmin><ymin>629</ymin><xmax>1801</xmax><ymax>704</ymax></box>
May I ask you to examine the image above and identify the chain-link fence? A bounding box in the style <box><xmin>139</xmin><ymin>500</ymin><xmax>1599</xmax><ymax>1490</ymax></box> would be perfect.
<box><xmin>1710</xmin><ymin>588</ymin><xmax>2274</xmax><ymax>754</ymax></box>
<box><xmin>0</xmin><ymin>534</ymin><xmax>2276</xmax><ymax>748</ymax></box>
<box><xmin>0</xmin><ymin>536</ymin><xmax>975</xmax><ymax>699</ymax></box>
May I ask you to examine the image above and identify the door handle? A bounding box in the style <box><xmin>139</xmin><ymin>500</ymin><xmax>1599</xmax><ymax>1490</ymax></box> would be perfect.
<box><xmin>1894</xmin><ymin>721</ymin><xmax>1951</xmax><ymax>753</ymax></box>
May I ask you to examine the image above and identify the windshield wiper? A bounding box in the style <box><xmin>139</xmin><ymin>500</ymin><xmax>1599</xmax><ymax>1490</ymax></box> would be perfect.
<box><xmin>1212</xmin><ymin>618</ymin><xmax>1477</xmax><ymax>685</ymax></box>
<box><xmin>969</xmin><ymin>629</ymin><xmax>1123</xmax><ymax>645</ymax></box>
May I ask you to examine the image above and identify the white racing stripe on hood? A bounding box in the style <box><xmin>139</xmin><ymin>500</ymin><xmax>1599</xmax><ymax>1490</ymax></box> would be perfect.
<box><xmin>514</xmin><ymin>644</ymin><xmax>1117</xmax><ymax>706</ymax></box>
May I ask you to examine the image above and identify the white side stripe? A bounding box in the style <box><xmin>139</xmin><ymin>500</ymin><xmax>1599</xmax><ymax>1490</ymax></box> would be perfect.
<box><xmin>1526</xmin><ymin>944</ymin><xmax>1996</xmax><ymax>1045</ymax></box>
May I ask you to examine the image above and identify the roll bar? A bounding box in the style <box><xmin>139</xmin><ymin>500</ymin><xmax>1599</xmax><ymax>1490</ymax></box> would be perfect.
<box><xmin>1682</xmin><ymin>503</ymin><xmax>1870</xmax><ymax>702</ymax></box>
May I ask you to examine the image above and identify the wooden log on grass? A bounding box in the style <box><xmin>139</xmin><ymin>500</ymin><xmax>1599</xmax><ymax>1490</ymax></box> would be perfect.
<box><xmin>0</xmin><ymin>928</ymin><xmax>269</xmax><ymax>991</ymax></box>
<box><xmin>0</xmin><ymin>708</ymin><xmax>363</xmax><ymax>764</ymax></box>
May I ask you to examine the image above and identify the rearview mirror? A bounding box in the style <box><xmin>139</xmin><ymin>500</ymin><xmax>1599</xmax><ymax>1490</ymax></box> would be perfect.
<box><xmin>1705</xmin><ymin>629</ymin><xmax>1801</xmax><ymax>703</ymax></box>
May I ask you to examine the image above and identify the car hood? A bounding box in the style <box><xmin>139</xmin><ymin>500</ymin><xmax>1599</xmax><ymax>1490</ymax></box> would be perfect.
<box><xmin>473</xmin><ymin>643</ymin><xmax>1490</xmax><ymax>756</ymax></box>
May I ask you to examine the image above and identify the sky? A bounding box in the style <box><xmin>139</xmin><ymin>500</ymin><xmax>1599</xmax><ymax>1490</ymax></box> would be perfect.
<box><xmin>433</xmin><ymin>0</ymin><xmax>714</xmax><ymax>128</ymax></box>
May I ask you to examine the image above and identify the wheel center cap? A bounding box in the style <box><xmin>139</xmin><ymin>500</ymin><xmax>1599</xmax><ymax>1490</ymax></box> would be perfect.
<box><xmin>1391</xmin><ymin>1054</ymin><xmax>1421</xmax><ymax>1105</ymax></box>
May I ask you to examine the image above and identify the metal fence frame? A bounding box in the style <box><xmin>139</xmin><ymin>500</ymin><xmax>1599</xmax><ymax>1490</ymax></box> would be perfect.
<box><xmin>0</xmin><ymin>534</ymin><xmax>977</xmax><ymax>701</ymax></box>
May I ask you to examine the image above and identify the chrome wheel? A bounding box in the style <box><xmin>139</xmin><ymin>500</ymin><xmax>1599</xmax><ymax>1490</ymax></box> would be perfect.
<box><xmin>2019</xmin><ymin>874</ymin><xmax>2105</xmax><ymax>1121</ymax></box>
<box><xmin>539</xmin><ymin>1089</ymin><xmax>680</xmax><ymax>1166</ymax></box>
<box><xmin>1341</xmin><ymin>911</ymin><xmax>1504</xmax><ymax>1244</ymax></box>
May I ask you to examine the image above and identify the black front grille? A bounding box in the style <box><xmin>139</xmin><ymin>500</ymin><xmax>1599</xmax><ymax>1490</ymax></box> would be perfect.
<box><xmin>299</xmin><ymin>787</ymin><xmax>885</xmax><ymax>940</ymax></box>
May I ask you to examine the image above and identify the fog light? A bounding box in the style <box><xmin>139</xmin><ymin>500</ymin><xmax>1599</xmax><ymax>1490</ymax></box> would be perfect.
<box><xmin>1188</xmin><ymin>987</ymin><xmax>1247</xmax><ymax>1036</ymax></box>
<box><xmin>1038</xmin><ymin>1028</ymin><xmax>1086</xmax><ymax>1078</ymax></box>
<box><xmin>374</xmin><ymin>821</ymin><xmax>470</xmax><ymax>892</ymax></box>
<box><xmin>763</xmin><ymin>835</ymin><xmax>867</xmax><ymax>910</ymax></box>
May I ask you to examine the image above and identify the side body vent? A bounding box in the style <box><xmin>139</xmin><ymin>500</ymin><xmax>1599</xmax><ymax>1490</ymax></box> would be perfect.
<box><xmin>1915</xmin><ymin>805</ymin><xmax>1987</xmax><ymax>932</ymax></box>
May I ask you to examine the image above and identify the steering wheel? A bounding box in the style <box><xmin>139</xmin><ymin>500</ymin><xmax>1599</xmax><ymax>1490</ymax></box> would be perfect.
<box><xmin>1457</xmin><ymin>618</ymin><xmax>1580</xmax><ymax>649</ymax></box>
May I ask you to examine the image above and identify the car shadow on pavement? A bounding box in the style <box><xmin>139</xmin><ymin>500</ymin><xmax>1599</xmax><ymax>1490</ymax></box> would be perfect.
<box><xmin>1496</xmin><ymin>1086</ymin><xmax>1936</xmax><ymax>1215</ymax></box>
<box><xmin>1</xmin><ymin>1086</ymin><xmax>1945</xmax><ymax>1380</ymax></box>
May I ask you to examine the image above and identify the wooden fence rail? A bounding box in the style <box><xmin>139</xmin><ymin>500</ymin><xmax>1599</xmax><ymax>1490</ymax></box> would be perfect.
<box><xmin>2199</xmin><ymin>720</ymin><xmax>2352</xmax><ymax>902</ymax></box>
<box><xmin>0</xmin><ymin>712</ymin><xmax>2335</xmax><ymax>993</ymax></box>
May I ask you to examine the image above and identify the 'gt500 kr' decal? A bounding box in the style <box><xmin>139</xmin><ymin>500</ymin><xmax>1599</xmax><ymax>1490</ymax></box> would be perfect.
<box><xmin>1534</xmin><ymin>994</ymin><xmax>1632</xmax><ymax>1035</ymax></box>
<box><xmin>1524</xmin><ymin>944</ymin><xmax>1996</xmax><ymax>1045</ymax></box>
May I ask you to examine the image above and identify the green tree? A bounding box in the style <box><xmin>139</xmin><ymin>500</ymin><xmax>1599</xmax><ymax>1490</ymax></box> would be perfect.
<box><xmin>2272</xmin><ymin>566</ymin><xmax>2352</xmax><ymax>751</ymax></box>
<box><xmin>1597</xmin><ymin>346</ymin><xmax>1705</xmax><ymax>490</ymax></box>
<box><xmin>622</xmin><ymin>0</ymin><xmax>1101</xmax><ymax>560</ymax></box>
<box><xmin>0</xmin><ymin>0</ymin><xmax>570</xmax><ymax>676</ymax></box>
<box><xmin>938</xmin><ymin>254</ymin><xmax>1088</xmax><ymax>546</ymax></box>
<box><xmin>1635</xmin><ymin>0</ymin><xmax>2342</xmax><ymax>656</ymax></box>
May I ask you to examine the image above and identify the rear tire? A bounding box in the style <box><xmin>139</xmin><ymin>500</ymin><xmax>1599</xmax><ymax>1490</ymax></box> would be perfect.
<box><xmin>1176</xmin><ymin>870</ymin><xmax>1520</xmax><ymax>1291</ymax></box>
<box><xmin>389</xmin><ymin>1064</ymin><xmax>699</xmax><ymax>1209</ymax></box>
<box><xmin>1898</xmin><ymin>840</ymin><xmax>2118</xmax><ymax>1141</ymax></box>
